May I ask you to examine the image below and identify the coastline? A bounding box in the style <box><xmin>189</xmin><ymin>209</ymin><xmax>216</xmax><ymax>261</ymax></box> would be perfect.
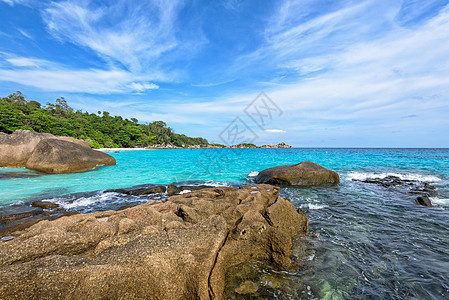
<box><xmin>96</xmin><ymin>147</ymin><xmax>152</xmax><ymax>152</ymax></box>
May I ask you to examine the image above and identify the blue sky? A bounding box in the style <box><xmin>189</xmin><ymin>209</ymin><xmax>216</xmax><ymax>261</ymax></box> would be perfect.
<box><xmin>1</xmin><ymin>0</ymin><xmax>448</xmax><ymax>147</ymax></box>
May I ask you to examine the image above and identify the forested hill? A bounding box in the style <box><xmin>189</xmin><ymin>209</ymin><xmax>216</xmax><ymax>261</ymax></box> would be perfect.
<box><xmin>0</xmin><ymin>92</ymin><xmax>209</xmax><ymax>148</ymax></box>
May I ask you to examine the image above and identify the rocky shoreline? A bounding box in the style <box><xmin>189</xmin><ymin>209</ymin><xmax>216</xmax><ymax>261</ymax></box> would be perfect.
<box><xmin>114</xmin><ymin>142</ymin><xmax>295</xmax><ymax>150</ymax></box>
<box><xmin>0</xmin><ymin>184</ymin><xmax>308</xmax><ymax>299</ymax></box>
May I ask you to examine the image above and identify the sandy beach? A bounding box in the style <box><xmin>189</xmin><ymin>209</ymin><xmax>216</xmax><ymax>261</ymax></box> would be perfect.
<box><xmin>96</xmin><ymin>148</ymin><xmax>152</xmax><ymax>152</ymax></box>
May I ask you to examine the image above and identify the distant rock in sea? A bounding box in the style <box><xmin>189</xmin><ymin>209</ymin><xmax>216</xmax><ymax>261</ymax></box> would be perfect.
<box><xmin>0</xmin><ymin>130</ymin><xmax>115</xmax><ymax>173</ymax></box>
<box><xmin>0</xmin><ymin>184</ymin><xmax>308</xmax><ymax>299</ymax></box>
<box><xmin>261</xmin><ymin>142</ymin><xmax>293</xmax><ymax>148</ymax></box>
<box><xmin>255</xmin><ymin>161</ymin><xmax>340</xmax><ymax>187</ymax></box>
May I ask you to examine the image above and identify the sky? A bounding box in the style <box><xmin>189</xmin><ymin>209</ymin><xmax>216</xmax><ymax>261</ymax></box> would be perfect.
<box><xmin>0</xmin><ymin>0</ymin><xmax>448</xmax><ymax>147</ymax></box>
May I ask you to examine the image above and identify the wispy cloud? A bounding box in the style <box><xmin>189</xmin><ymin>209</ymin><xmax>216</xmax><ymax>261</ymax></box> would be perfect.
<box><xmin>0</xmin><ymin>57</ymin><xmax>160</xmax><ymax>94</ymax></box>
<box><xmin>265</xmin><ymin>129</ymin><xmax>286</xmax><ymax>133</ymax></box>
<box><xmin>42</xmin><ymin>0</ymin><xmax>183</xmax><ymax>74</ymax></box>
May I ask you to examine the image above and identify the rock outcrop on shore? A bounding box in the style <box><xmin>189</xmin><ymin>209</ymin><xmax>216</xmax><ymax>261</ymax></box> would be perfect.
<box><xmin>0</xmin><ymin>184</ymin><xmax>308</xmax><ymax>299</ymax></box>
<box><xmin>0</xmin><ymin>130</ymin><xmax>115</xmax><ymax>173</ymax></box>
<box><xmin>261</xmin><ymin>142</ymin><xmax>293</xmax><ymax>148</ymax></box>
<box><xmin>256</xmin><ymin>161</ymin><xmax>340</xmax><ymax>187</ymax></box>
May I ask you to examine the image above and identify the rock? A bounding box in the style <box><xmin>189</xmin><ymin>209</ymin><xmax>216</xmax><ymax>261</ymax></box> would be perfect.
<box><xmin>31</xmin><ymin>201</ymin><xmax>60</xmax><ymax>210</ymax></box>
<box><xmin>167</xmin><ymin>184</ymin><xmax>180</xmax><ymax>194</ymax></box>
<box><xmin>0</xmin><ymin>204</ymin><xmax>79</xmax><ymax>238</ymax></box>
<box><xmin>106</xmin><ymin>183</ymin><xmax>217</xmax><ymax>196</ymax></box>
<box><xmin>353</xmin><ymin>175</ymin><xmax>438</xmax><ymax>207</ymax></box>
<box><xmin>0</xmin><ymin>130</ymin><xmax>114</xmax><ymax>174</ymax></box>
<box><xmin>106</xmin><ymin>184</ymin><xmax>167</xmax><ymax>195</ymax></box>
<box><xmin>255</xmin><ymin>161</ymin><xmax>340</xmax><ymax>187</ymax></box>
<box><xmin>261</xmin><ymin>142</ymin><xmax>293</xmax><ymax>148</ymax></box>
<box><xmin>0</xmin><ymin>184</ymin><xmax>308</xmax><ymax>299</ymax></box>
<box><xmin>235</xmin><ymin>281</ymin><xmax>259</xmax><ymax>295</ymax></box>
<box><xmin>0</xmin><ymin>130</ymin><xmax>90</xmax><ymax>168</ymax></box>
<box><xmin>416</xmin><ymin>195</ymin><xmax>432</xmax><ymax>207</ymax></box>
<box><xmin>25</xmin><ymin>139</ymin><xmax>116</xmax><ymax>173</ymax></box>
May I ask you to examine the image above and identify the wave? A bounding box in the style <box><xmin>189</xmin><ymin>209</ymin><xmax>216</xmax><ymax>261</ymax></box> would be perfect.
<box><xmin>247</xmin><ymin>171</ymin><xmax>259</xmax><ymax>177</ymax></box>
<box><xmin>307</xmin><ymin>203</ymin><xmax>328</xmax><ymax>210</ymax></box>
<box><xmin>346</xmin><ymin>172</ymin><xmax>442</xmax><ymax>182</ymax></box>
<box><xmin>44</xmin><ymin>192</ymin><xmax>155</xmax><ymax>213</ymax></box>
<box><xmin>430</xmin><ymin>197</ymin><xmax>449</xmax><ymax>207</ymax></box>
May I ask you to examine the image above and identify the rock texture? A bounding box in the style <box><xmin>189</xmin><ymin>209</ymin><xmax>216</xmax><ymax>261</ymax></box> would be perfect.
<box><xmin>0</xmin><ymin>130</ymin><xmax>115</xmax><ymax>173</ymax></box>
<box><xmin>0</xmin><ymin>185</ymin><xmax>308</xmax><ymax>299</ymax></box>
<box><xmin>255</xmin><ymin>161</ymin><xmax>340</xmax><ymax>187</ymax></box>
<box><xmin>26</xmin><ymin>139</ymin><xmax>116</xmax><ymax>173</ymax></box>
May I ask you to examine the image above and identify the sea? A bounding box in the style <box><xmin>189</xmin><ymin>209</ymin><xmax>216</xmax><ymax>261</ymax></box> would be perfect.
<box><xmin>1</xmin><ymin>148</ymin><xmax>449</xmax><ymax>299</ymax></box>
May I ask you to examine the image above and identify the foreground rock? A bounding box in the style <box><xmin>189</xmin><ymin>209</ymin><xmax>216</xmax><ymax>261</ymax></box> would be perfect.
<box><xmin>0</xmin><ymin>185</ymin><xmax>308</xmax><ymax>299</ymax></box>
<box><xmin>0</xmin><ymin>130</ymin><xmax>115</xmax><ymax>173</ymax></box>
<box><xmin>256</xmin><ymin>161</ymin><xmax>340</xmax><ymax>187</ymax></box>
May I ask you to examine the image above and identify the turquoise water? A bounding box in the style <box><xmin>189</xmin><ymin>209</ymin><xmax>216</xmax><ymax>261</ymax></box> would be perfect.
<box><xmin>1</xmin><ymin>148</ymin><xmax>449</xmax><ymax>299</ymax></box>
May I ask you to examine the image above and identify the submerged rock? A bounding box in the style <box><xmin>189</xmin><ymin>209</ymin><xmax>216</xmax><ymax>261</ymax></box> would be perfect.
<box><xmin>353</xmin><ymin>175</ymin><xmax>437</xmax><ymax>207</ymax></box>
<box><xmin>255</xmin><ymin>161</ymin><xmax>340</xmax><ymax>187</ymax></box>
<box><xmin>0</xmin><ymin>184</ymin><xmax>308</xmax><ymax>299</ymax></box>
<box><xmin>416</xmin><ymin>195</ymin><xmax>432</xmax><ymax>207</ymax></box>
<box><xmin>31</xmin><ymin>200</ymin><xmax>60</xmax><ymax>210</ymax></box>
<box><xmin>0</xmin><ymin>130</ymin><xmax>115</xmax><ymax>173</ymax></box>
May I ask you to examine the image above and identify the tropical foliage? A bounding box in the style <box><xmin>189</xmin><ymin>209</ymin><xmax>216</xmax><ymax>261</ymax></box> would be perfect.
<box><xmin>0</xmin><ymin>92</ymin><xmax>209</xmax><ymax>148</ymax></box>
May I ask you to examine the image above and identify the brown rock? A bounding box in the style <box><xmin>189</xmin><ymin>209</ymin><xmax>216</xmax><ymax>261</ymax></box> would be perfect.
<box><xmin>235</xmin><ymin>281</ymin><xmax>259</xmax><ymax>295</ymax></box>
<box><xmin>31</xmin><ymin>201</ymin><xmax>60</xmax><ymax>210</ymax></box>
<box><xmin>25</xmin><ymin>139</ymin><xmax>115</xmax><ymax>173</ymax></box>
<box><xmin>0</xmin><ymin>184</ymin><xmax>308</xmax><ymax>299</ymax></box>
<box><xmin>416</xmin><ymin>195</ymin><xmax>432</xmax><ymax>207</ymax></box>
<box><xmin>0</xmin><ymin>130</ymin><xmax>90</xmax><ymax>168</ymax></box>
<box><xmin>167</xmin><ymin>184</ymin><xmax>180</xmax><ymax>194</ymax></box>
<box><xmin>255</xmin><ymin>161</ymin><xmax>340</xmax><ymax>187</ymax></box>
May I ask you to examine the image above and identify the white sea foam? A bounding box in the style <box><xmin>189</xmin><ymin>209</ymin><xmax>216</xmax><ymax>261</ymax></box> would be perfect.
<box><xmin>180</xmin><ymin>190</ymin><xmax>191</xmax><ymax>194</ymax></box>
<box><xmin>247</xmin><ymin>171</ymin><xmax>259</xmax><ymax>177</ymax></box>
<box><xmin>51</xmin><ymin>192</ymin><xmax>122</xmax><ymax>210</ymax></box>
<box><xmin>308</xmin><ymin>203</ymin><xmax>328</xmax><ymax>210</ymax></box>
<box><xmin>346</xmin><ymin>172</ymin><xmax>442</xmax><ymax>182</ymax></box>
<box><xmin>430</xmin><ymin>197</ymin><xmax>449</xmax><ymax>207</ymax></box>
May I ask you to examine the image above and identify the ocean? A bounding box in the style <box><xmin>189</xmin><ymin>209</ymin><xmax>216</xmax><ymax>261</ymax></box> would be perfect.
<box><xmin>1</xmin><ymin>148</ymin><xmax>449</xmax><ymax>299</ymax></box>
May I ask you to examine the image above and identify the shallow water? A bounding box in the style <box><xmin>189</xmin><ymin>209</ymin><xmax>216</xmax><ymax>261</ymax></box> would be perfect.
<box><xmin>1</xmin><ymin>148</ymin><xmax>449</xmax><ymax>299</ymax></box>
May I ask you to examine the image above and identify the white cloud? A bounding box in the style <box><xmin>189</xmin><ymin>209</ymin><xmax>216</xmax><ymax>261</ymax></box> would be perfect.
<box><xmin>129</xmin><ymin>82</ymin><xmax>159</xmax><ymax>92</ymax></box>
<box><xmin>1</xmin><ymin>0</ymin><xmax>33</xmax><ymax>6</ymax></box>
<box><xmin>0</xmin><ymin>59</ymin><xmax>162</xmax><ymax>94</ymax></box>
<box><xmin>5</xmin><ymin>57</ymin><xmax>53</xmax><ymax>68</ymax></box>
<box><xmin>265</xmin><ymin>129</ymin><xmax>286</xmax><ymax>133</ymax></box>
<box><xmin>42</xmin><ymin>0</ymin><xmax>183</xmax><ymax>74</ymax></box>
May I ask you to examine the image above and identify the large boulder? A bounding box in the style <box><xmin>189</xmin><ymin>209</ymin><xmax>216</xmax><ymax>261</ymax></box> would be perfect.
<box><xmin>26</xmin><ymin>139</ymin><xmax>116</xmax><ymax>173</ymax></box>
<box><xmin>255</xmin><ymin>161</ymin><xmax>340</xmax><ymax>187</ymax></box>
<box><xmin>0</xmin><ymin>130</ymin><xmax>115</xmax><ymax>173</ymax></box>
<box><xmin>0</xmin><ymin>185</ymin><xmax>308</xmax><ymax>299</ymax></box>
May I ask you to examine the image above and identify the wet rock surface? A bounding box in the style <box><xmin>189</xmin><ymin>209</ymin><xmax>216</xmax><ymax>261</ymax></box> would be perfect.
<box><xmin>0</xmin><ymin>184</ymin><xmax>308</xmax><ymax>299</ymax></box>
<box><xmin>105</xmin><ymin>183</ymin><xmax>216</xmax><ymax>196</ymax></box>
<box><xmin>353</xmin><ymin>175</ymin><xmax>438</xmax><ymax>207</ymax></box>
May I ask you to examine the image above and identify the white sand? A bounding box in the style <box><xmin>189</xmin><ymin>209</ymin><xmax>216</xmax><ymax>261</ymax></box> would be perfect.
<box><xmin>96</xmin><ymin>148</ymin><xmax>152</xmax><ymax>152</ymax></box>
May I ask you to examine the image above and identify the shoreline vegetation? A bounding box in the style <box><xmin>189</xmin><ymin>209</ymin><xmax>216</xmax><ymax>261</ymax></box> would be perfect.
<box><xmin>1</xmin><ymin>92</ymin><xmax>292</xmax><ymax>150</ymax></box>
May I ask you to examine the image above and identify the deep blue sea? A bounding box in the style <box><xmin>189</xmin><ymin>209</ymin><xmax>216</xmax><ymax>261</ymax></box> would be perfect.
<box><xmin>1</xmin><ymin>148</ymin><xmax>449</xmax><ymax>299</ymax></box>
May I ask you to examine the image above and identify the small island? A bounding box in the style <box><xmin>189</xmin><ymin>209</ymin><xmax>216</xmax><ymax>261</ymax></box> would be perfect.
<box><xmin>0</xmin><ymin>92</ymin><xmax>293</xmax><ymax>151</ymax></box>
